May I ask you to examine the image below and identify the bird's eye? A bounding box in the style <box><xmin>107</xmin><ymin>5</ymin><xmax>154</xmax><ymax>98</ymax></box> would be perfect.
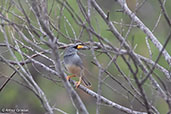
<box><xmin>73</xmin><ymin>45</ymin><xmax>78</xmax><ymax>49</ymax></box>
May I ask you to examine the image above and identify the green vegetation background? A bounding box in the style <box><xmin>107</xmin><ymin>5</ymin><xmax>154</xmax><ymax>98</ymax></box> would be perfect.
<box><xmin>0</xmin><ymin>0</ymin><xmax>171</xmax><ymax>113</ymax></box>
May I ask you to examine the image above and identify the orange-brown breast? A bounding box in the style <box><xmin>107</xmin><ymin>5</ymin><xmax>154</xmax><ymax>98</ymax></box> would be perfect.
<box><xmin>66</xmin><ymin>64</ymin><xmax>81</xmax><ymax>77</ymax></box>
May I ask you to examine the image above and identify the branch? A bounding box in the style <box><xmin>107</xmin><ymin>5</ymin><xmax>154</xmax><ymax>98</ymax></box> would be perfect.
<box><xmin>0</xmin><ymin>25</ymin><xmax>53</xmax><ymax>114</ymax></box>
<box><xmin>89</xmin><ymin>0</ymin><xmax>167</xmax><ymax>102</ymax></box>
<box><xmin>117</xmin><ymin>0</ymin><xmax>171</xmax><ymax>65</ymax></box>
<box><xmin>0</xmin><ymin>70</ymin><xmax>17</xmax><ymax>92</ymax></box>
<box><xmin>29</xmin><ymin>0</ymin><xmax>89</xmax><ymax>113</ymax></box>
<box><xmin>158</xmin><ymin>0</ymin><xmax>171</xmax><ymax>27</ymax></box>
<box><xmin>69</xmin><ymin>80</ymin><xmax>147</xmax><ymax>114</ymax></box>
<box><xmin>141</xmin><ymin>30</ymin><xmax>171</xmax><ymax>85</ymax></box>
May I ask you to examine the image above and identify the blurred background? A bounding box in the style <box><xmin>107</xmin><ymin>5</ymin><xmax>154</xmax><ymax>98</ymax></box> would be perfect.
<box><xmin>0</xmin><ymin>0</ymin><xmax>171</xmax><ymax>113</ymax></box>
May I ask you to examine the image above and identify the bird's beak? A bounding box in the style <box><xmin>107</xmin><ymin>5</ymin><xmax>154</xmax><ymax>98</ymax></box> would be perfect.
<box><xmin>77</xmin><ymin>45</ymin><xmax>84</xmax><ymax>49</ymax></box>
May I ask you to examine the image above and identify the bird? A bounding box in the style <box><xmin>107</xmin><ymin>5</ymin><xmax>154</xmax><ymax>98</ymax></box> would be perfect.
<box><xmin>63</xmin><ymin>45</ymin><xmax>91</xmax><ymax>88</ymax></box>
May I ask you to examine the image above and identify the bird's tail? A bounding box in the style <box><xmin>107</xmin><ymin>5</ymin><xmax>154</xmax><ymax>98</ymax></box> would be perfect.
<box><xmin>82</xmin><ymin>76</ymin><xmax>91</xmax><ymax>87</ymax></box>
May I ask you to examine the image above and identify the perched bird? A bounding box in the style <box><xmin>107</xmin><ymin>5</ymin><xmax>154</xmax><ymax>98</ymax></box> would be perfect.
<box><xmin>63</xmin><ymin>45</ymin><xmax>91</xmax><ymax>88</ymax></box>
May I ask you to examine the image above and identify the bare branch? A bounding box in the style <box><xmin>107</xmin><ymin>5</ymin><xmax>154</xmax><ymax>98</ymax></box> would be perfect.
<box><xmin>117</xmin><ymin>0</ymin><xmax>171</xmax><ymax>65</ymax></box>
<box><xmin>69</xmin><ymin>80</ymin><xmax>147</xmax><ymax>114</ymax></box>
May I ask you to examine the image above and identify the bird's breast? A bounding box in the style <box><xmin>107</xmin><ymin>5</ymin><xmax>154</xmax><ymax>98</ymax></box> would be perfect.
<box><xmin>65</xmin><ymin>64</ymin><xmax>81</xmax><ymax>76</ymax></box>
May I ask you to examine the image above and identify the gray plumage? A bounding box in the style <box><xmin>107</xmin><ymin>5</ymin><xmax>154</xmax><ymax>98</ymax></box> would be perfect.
<box><xmin>64</xmin><ymin>46</ymin><xmax>83</xmax><ymax>69</ymax></box>
<box><xmin>63</xmin><ymin>45</ymin><xmax>91</xmax><ymax>87</ymax></box>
